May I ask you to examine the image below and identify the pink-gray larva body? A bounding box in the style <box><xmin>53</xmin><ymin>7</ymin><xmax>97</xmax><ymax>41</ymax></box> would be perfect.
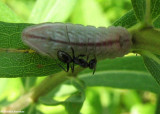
<box><xmin>22</xmin><ymin>23</ymin><xmax>132</xmax><ymax>60</ymax></box>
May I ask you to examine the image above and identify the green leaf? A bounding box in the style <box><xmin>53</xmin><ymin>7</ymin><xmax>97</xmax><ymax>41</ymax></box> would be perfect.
<box><xmin>29</xmin><ymin>0</ymin><xmax>77</xmax><ymax>23</ymax></box>
<box><xmin>0</xmin><ymin>21</ymin><xmax>64</xmax><ymax>77</ymax></box>
<box><xmin>39</xmin><ymin>97</ymin><xmax>63</xmax><ymax>106</ymax></box>
<box><xmin>21</xmin><ymin>77</ymin><xmax>37</xmax><ymax>91</ymax></box>
<box><xmin>151</xmin><ymin>0</ymin><xmax>160</xmax><ymax>20</ymax></box>
<box><xmin>0</xmin><ymin>78</ymin><xmax>22</xmax><ymax>99</ymax></box>
<box><xmin>143</xmin><ymin>55</ymin><xmax>160</xmax><ymax>85</ymax></box>
<box><xmin>84</xmin><ymin>88</ymin><xmax>103</xmax><ymax>114</ymax></box>
<box><xmin>131</xmin><ymin>0</ymin><xmax>146</xmax><ymax>21</ymax></box>
<box><xmin>81</xmin><ymin>71</ymin><xmax>160</xmax><ymax>93</ymax></box>
<box><xmin>122</xmin><ymin>91</ymin><xmax>141</xmax><ymax>109</ymax></box>
<box><xmin>153</xmin><ymin>15</ymin><xmax>160</xmax><ymax>28</ymax></box>
<box><xmin>4</xmin><ymin>0</ymin><xmax>35</xmax><ymax>21</ymax></box>
<box><xmin>23</xmin><ymin>104</ymin><xmax>43</xmax><ymax>114</ymax></box>
<box><xmin>71</xmin><ymin>0</ymin><xmax>109</xmax><ymax>26</ymax></box>
<box><xmin>80</xmin><ymin>56</ymin><xmax>148</xmax><ymax>74</ymax></box>
<box><xmin>0</xmin><ymin>98</ymin><xmax>12</xmax><ymax>107</ymax></box>
<box><xmin>39</xmin><ymin>92</ymin><xmax>85</xmax><ymax>114</ymax></box>
<box><xmin>39</xmin><ymin>80</ymin><xmax>85</xmax><ymax>114</ymax></box>
<box><xmin>79</xmin><ymin>56</ymin><xmax>160</xmax><ymax>93</ymax></box>
<box><xmin>0</xmin><ymin>79</ymin><xmax>8</xmax><ymax>94</ymax></box>
<box><xmin>64</xmin><ymin>92</ymin><xmax>85</xmax><ymax>114</ymax></box>
<box><xmin>64</xmin><ymin>79</ymin><xmax>86</xmax><ymax>114</ymax></box>
<box><xmin>71</xmin><ymin>78</ymin><xmax>86</xmax><ymax>93</ymax></box>
<box><xmin>38</xmin><ymin>84</ymin><xmax>78</xmax><ymax>106</ymax></box>
<box><xmin>113</xmin><ymin>10</ymin><xmax>138</xmax><ymax>28</ymax></box>
<box><xmin>0</xmin><ymin>1</ymin><xmax>21</xmax><ymax>23</ymax></box>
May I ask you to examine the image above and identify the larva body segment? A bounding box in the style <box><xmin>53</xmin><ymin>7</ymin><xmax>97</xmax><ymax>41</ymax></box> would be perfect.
<box><xmin>22</xmin><ymin>23</ymin><xmax>132</xmax><ymax>60</ymax></box>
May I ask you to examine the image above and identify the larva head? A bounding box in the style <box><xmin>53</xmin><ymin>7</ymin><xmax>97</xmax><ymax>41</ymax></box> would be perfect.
<box><xmin>22</xmin><ymin>23</ymin><xmax>63</xmax><ymax>56</ymax></box>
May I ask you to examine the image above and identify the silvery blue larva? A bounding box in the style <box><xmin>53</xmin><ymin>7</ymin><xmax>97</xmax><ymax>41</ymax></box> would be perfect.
<box><xmin>22</xmin><ymin>23</ymin><xmax>132</xmax><ymax>74</ymax></box>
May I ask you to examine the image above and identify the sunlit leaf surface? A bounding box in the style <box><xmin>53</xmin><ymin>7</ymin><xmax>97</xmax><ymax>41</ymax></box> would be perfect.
<box><xmin>29</xmin><ymin>0</ymin><xmax>77</xmax><ymax>23</ymax></box>
<box><xmin>0</xmin><ymin>1</ymin><xmax>21</xmax><ymax>23</ymax></box>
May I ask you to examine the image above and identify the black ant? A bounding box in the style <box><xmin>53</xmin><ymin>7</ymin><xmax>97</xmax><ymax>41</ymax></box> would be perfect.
<box><xmin>57</xmin><ymin>48</ymin><xmax>97</xmax><ymax>74</ymax></box>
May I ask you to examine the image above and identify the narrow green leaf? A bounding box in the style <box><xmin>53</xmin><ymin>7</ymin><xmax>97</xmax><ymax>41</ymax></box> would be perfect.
<box><xmin>21</xmin><ymin>77</ymin><xmax>37</xmax><ymax>91</ymax></box>
<box><xmin>29</xmin><ymin>0</ymin><xmax>55</xmax><ymax>23</ymax></box>
<box><xmin>79</xmin><ymin>56</ymin><xmax>160</xmax><ymax>93</ymax></box>
<box><xmin>143</xmin><ymin>55</ymin><xmax>160</xmax><ymax>85</ymax></box>
<box><xmin>122</xmin><ymin>91</ymin><xmax>141</xmax><ymax>109</ymax></box>
<box><xmin>65</xmin><ymin>92</ymin><xmax>85</xmax><ymax>114</ymax></box>
<box><xmin>80</xmin><ymin>71</ymin><xmax>160</xmax><ymax>93</ymax></box>
<box><xmin>64</xmin><ymin>79</ymin><xmax>86</xmax><ymax>114</ymax></box>
<box><xmin>0</xmin><ymin>79</ymin><xmax>8</xmax><ymax>94</ymax></box>
<box><xmin>0</xmin><ymin>1</ymin><xmax>21</xmax><ymax>23</ymax></box>
<box><xmin>113</xmin><ymin>10</ymin><xmax>138</xmax><ymax>28</ymax></box>
<box><xmin>80</xmin><ymin>56</ymin><xmax>148</xmax><ymax>74</ymax></box>
<box><xmin>0</xmin><ymin>21</ymin><xmax>64</xmax><ymax>77</ymax></box>
<box><xmin>39</xmin><ymin>80</ymin><xmax>85</xmax><ymax>114</ymax></box>
<box><xmin>131</xmin><ymin>0</ymin><xmax>146</xmax><ymax>21</ymax></box>
<box><xmin>23</xmin><ymin>104</ymin><xmax>43</xmax><ymax>114</ymax></box>
<box><xmin>39</xmin><ymin>92</ymin><xmax>85</xmax><ymax>106</ymax></box>
<box><xmin>71</xmin><ymin>0</ymin><xmax>109</xmax><ymax>26</ymax></box>
<box><xmin>71</xmin><ymin>78</ymin><xmax>86</xmax><ymax>93</ymax></box>
<box><xmin>151</xmin><ymin>0</ymin><xmax>160</xmax><ymax>19</ymax></box>
<box><xmin>39</xmin><ymin>97</ymin><xmax>63</xmax><ymax>106</ymax></box>
<box><xmin>84</xmin><ymin>88</ymin><xmax>103</xmax><ymax>114</ymax></box>
<box><xmin>0</xmin><ymin>98</ymin><xmax>11</xmax><ymax>107</ymax></box>
<box><xmin>153</xmin><ymin>15</ymin><xmax>160</xmax><ymax>28</ymax></box>
<box><xmin>29</xmin><ymin>0</ymin><xmax>77</xmax><ymax>23</ymax></box>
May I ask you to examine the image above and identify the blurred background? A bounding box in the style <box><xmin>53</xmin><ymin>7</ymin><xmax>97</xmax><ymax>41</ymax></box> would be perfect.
<box><xmin>0</xmin><ymin>0</ymin><xmax>157</xmax><ymax>114</ymax></box>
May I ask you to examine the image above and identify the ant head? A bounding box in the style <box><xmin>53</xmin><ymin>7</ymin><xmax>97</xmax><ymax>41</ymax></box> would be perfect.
<box><xmin>57</xmin><ymin>50</ymin><xmax>72</xmax><ymax>63</ymax></box>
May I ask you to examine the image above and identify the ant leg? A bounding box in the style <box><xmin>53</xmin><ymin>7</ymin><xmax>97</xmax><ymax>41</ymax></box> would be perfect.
<box><xmin>89</xmin><ymin>56</ymin><xmax>97</xmax><ymax>75</ymax></box>
<box><xmin>93</xmin><ymin>56</ymin><xmax>97</xmax><ymax>75</ymax></box>
<box><xmin>93</xmin><ymin>55</ymin><xmax>97</xmax><ymax>75</ymax></box>
<box><xmin>92</xmin><ymin>59</ymin><xmax>97</xmax><ymax>75</ymax></box>
<box><xmin>67</xmin><ymin>63</ymin><xmax>69</xmax><ymax>72</ymax></box>
<box><xmin>57</xmin><ymin>63</ymin><xmax>69</xmax><ymax>72</ymax></box>
<box><xmin>92</xmin><ymin>64</ymin><xmax>96</xmax><ymax>75</ymax></box>
<box><xmin>71</xmin><ymin>62</ymin><xmax>74</xmax><ymax>73</ymax></box>
<box><xmin>70</xmin><ymin>47</ymin><xmax>75</xmax><ymax>73</ymax></box>
<box><xmin>71</xmin><ymin>47</ymin><xmax>75</xmax><ymax>59</ymax></box>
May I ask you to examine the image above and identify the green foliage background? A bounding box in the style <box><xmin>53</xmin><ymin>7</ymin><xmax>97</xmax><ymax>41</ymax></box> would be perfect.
<box><xmin>0</xmin><ymin>0</ymin><xmax>160</xmax><ymax>114</ymax></box>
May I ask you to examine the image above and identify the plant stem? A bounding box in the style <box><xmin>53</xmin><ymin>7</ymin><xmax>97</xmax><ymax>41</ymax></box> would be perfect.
<box><xmin>144</xmin><ymin>0</ymin><xmax>152</xmax><ymax>26</ymax></box>
<box><xmin>31</xmin><ymin>66</ymin><xmax>84</xmax><ymax>101</ymax></box>
<box><xmin>1</xmin><ymin>92</ymin><xmax>33</xmax><ymax>113</ymax></box>
<box><xmin>2</xmin><ymin>66</ymin><xmax>84</xmax><ymax>112</ymax></box>
<box><xmin>31</xmin><ymin>71</ymin><xmax>69</xmax><ymax>102</ymax></box>
<box><xmin>131</xmin><ymin>27</ymin><xmax>160</xmax><ymax>55</ymax></box>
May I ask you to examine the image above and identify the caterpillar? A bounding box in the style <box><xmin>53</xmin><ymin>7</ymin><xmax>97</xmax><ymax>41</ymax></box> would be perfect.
<box><xmin>22</xmin><ymin>23</ymin><xmax>132</xmax><ymax>59</ymax></box>
<box><xmin>22</xmin><ymin>23</ymin><xmax>132</xmax><ymax>73</ymax></box>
